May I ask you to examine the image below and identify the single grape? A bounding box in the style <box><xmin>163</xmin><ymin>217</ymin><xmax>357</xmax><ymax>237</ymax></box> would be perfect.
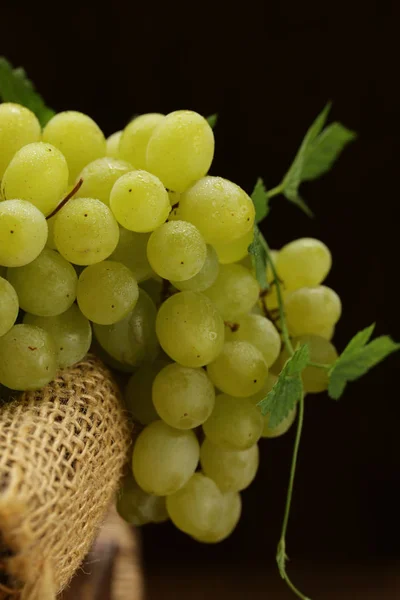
<box><xmin>146</xmin><ymin>110</ymin><xmax>214</xmax><ymax>192</ymax></box>
<box><xmin>23</xmin><ymin>305</ymin><xmax>92</xmax><ymax>369</ymax></box>
<box><xmin>317</xmin><ymin>323</ymin><xmax>335</xmax><ymax>341</ymax></box>
<box><xmin>179</xmin><ymin>176</ymin><xmax>255</xmax><ymax>244</ymax></box>
<box><xmin>132</xmin><ymin>420</ymin><xmax>200</xmax><ymax>495</ymax></box>
<box><xmin>125</xmin><ymin>360</ymin><xmax>169</xmax><ymax>425</ymax></box>
<box><xmin>245</xmin><ymin>371</ymin><xmax>278</xmax><ymax>404</ymax></box>
<box><xmin>119</xmin><ymin>113</ymin><xmax>165</xmax><ymax>169</ymax></box>
<box><xmin>152</xmin><ymin>363</ymin><xmax>215</xmax><ymax>429</ymax></box>
<box><xmin>225</xmin><ymin>314</ymin><xmax>281</xmax><ymax>367</ymax></box>
<box><xmin>77</xmin><ymin>260</ymin><xmax>138</xmax><ymax>325</ymax></box>
<box><xmin>171</xmin><ymin>245</ymin><xmax>219</xmax><ymax>292</ymax></box>
<box><xmin>156</xmin><ymin>291</ymin><xmax>225</xmax><ymax>367</ymax></box>
<box><xmin>7</xmin><ymin>249</ymin><xmax>77</xmax><ymax>317</ymax></box>
<box><xmin>207</xmin><ymin>341</ymin><xmax>268</xmax><ymax>397</ymax></box>
<box><xmin>0</xmin><ymin>103</ymin><xmax>41</xmax><ymax>179</ymax></box>
<box><xmin>42</xmin><ymin>111</ymin><xmax>106</xmax><ymax>181</ymax></box>
<box><xmin>1</xmin><ymin>142</ymin><xmax>69</xmax><ymax>216</ymax></box>
<box><xmin>0</xmin><ymin>276</ymin><xmax>19</xmax><ymax>337</ymax></box>
<box><xmin>110</xmin><ymin>227</ymin><xmax>154</xmax><ymax>282</ymax></box>
<box><xmin>94</xmin><ymin>289</ymin><xmax>159</xmax><ymax>368</ymax></box>
<box><xmin>213</xmin><ymin>228</ymin><xmax>254</xmax><ymax>264</ymax></box>
<box><xmin>0</xmin><ymin>324</ymin><xmax>57</xmax><ymax>391</ymax></box>
<box><xmin>276</xmin><ymin>237</ymin><xmax>332</xmax><ymax>290</ymax></box>
<box><xmin>147</xmin><ymin>220</ymin><xmax>207</xmax><ymax>281</ymax></box>
<box><xmin>0</xmin><ymin>200</ymin><xmax>48</xmax><ymax>267</ymax></box>
<box><xmin>106</xmin><ymin>130</ymin><xmax>122</xmax><ymax>158</ymax></box>
<box><xmin>53</xmin><ymin>197</ymin><xmax>119</xmax><ymax>265</ymax></box>
<box><xmin>200</xmin><ymin>437</ymin><xmax>259</xmax><ymax>492</ymax></box>
<box><xmin>285</xmin><ymin>285</ymin><xmax>342</xmax><ymax>337</ymax></box>
<box><xmin>166</xmin><ymin>473</ymin><xmax>222</xmax><ymax>538</ymax></box>
<box><xmin>203</xmin><ymin>264</ymin><xmax>259</xmax><ymax>321</ymax></box>
<box><xmin>110</xmin><ymin>170</ymin><xmax>170</xmax><ymax>232</ymax></box>
<box><xmin>139</xmin><ymin>277</ymin><xmax>163</xmax><ymax>306</ymax></box>
<box><xmin>202</xmin><ymin>393</ymin><xmax>264</xmax><ymax>450</ymax></box>
<box><xmin>194</xmin><ymin>490</ymin><xmax>241</xmax><ymax>543</ymax></box>
<box><xmin>75</xmin><ymin>157</ymin><xmax>134</xmax><ymax>206</ymax></box>
<box><xmin>117</xmin><ymin>473</ymin><xmax>168</xmax><ymax>525</ymax></box>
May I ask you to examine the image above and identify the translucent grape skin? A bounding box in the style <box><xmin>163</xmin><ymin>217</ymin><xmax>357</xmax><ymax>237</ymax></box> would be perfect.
<box><xmin>225</xmin><ymin>314</ymin><xmax>281</xmax><ymax>368</ymax></box>
<box><xmin>179</xmin><ymin>176</ymin><xmax>255</xmax><ymax>245</ymax></box>
<box><xmin>0</xmin><ymin>324</ymin><xmax>57</xmax><ymax>391</ymax></box>
<box><xmin>0</xmin><ymin>103</ymin><xmax>41</xmax><ymax>179</ymax></box>
<box><xmin>75</xmin><ymin>157</ymin><xmax>134</xmax><ymax>206</ymax></box>
<box><xmin>53</xmin><ymin>197</ymin><xmax>120</xmax><ymax>265</ymax></box>
<box><xmin>171</xmin><ymin>245</ymin><xmax>219</xmax><ymax>293</ymax></box>
<box><xmin>0</xmin><ymin>200</ymin><xmax>48</xmax><ymax>268</ymax></box>
<box><xmin>166</xmin><ymin>473</ymin><xmax>223</xmax><ymax>538</ymax></box>
<box><xmin>204</xmin><ymin>264</ymin><xmax>259</xmax><ymax>321</ymax></box>
<box><xmin>110</xmin><ymin>170</ymin><xmax>170</xmax><ymax>233</ymax></box>
<box><xmin>119</xmin><ymin>113</ymin><xmax>165</xmax><ymax>169</ymax></box>
<box><xmin>285</xmin><ymin>285</ymin><xmax>342</xmax><ymax>337</ymax></box>
<box><xmin>146</xmin><ymin>110</ymin><xmax>214</xmax><ymax>192</ymax></box>
<box><xmin>202</xmin><ymin>393</ymin><xmax>264</xmax><ymax>450</ymax></box>
<box><xmin>213</xmin><ymin>228</ymin><xmax>254</xmax><ymax>264</ymax></box>
<box><xmin>23</xmin><ymin>305</ymin><xmax>92</xmax><ymax>369</ymax></box>
<box><xmin>207</xmin><ymin>341</ymin><xmax>268</xmax><ymax>397</ymax></box>
<box><xmin>106</xmin><ymin>131</ymin><xmax>122</xmax><ymax>158</ymax></box>
<box><xmin>7</xmin><ymin>249</ymin><xmax>78</xmax><ymax>317</ymax></box>
<box><xmin>110</xmin><ymin>227</ymin><xmax>154</xmax><ymax>282</ymax></box>
<box><xmin>200</xmin><ymin>437</ymin><xmax>259</xmax><ymax>492</ymax></box>
<box><xmin>152</xmin><ymin>363</ymin><xmax>215</xmax><ymax>429</ymax></box>
<box><xmin>147</xmin><ymin>220</ymin><xmax>207</xmax><ymax>281</ymax></box>
<box><xmin>125</xmin><ymin>360</ymin><xmax>169</xmax><ymax>425</ymax></box>
<box><xmin>132</xmin><ymin>420</ymin><xmax>200</xmax><ymax>495</ymax></box>
<box><xmin>117</xmin><ymin>473</ymin><xmax>168</xmax><ymax>526</ymax></box>
<box><xmin>0</xmin><ymin>276</ymin><xmax>19</xmax><ymax>337</ymax></box>
<box><xmin>156</xmin><ymin>291</ymin><xmax>225</xmax><ymax>368</ymax></box>
<box><xmin>1</xmin><ymin>142</ymin><xmax>69</xmax><ymax>216</ymax></box>
<box><xmin>276</xmin><ymin>237</ymin><xmax>332</xmax><ymax>290</ymax></box>
<box><xmin>194</xmin><ymin>490</ymin><xmax>241</xmax><ymax>543</ymax></box>
<box><xmin>77</xmin><ymin>260</ymin><xmax>139</xmax><ymax>325</ymax></box>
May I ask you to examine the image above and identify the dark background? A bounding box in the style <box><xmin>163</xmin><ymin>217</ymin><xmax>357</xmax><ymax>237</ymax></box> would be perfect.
<box><xmin>2</xmin><ymin>1</ymin><xmax>399</xmax><ymax>597</ymax></box>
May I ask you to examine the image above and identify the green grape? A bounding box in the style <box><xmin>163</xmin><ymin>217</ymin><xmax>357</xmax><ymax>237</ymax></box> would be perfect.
<box><xmin>45</xmin><ymin>216</ymin><xmax>57</xmax><ymax>250</ymax></box>
<box><xmin>202</xmin><ymin>393</ymin><xmax>264</xmax><ymax>450</ymax></box>
<box><xmin>23</xmin><ymin>305</ymin><xmax>92</xmax><ymax>369</ymax></box>
<box><xmin>276</xmin><ymin>238</ymin><xmax>332</xmax><ymax>290</ymax></box>
<box><xmin>110</xmin><ymin>227</ymin><xmax>154</xmax><ymax>282</ymax></box>
<box><xmin>203</xmin><ymin>264</ymin><xmax>259</xmax><ymax>321</ymax></box>
<box><xmin>194</xmin><ymin>490</ymin><xmax>241</xmax><ymax>543</ymax></box>
<box><xmin>246</xmin><ymin>371</ymin><xmax>278</xmax><ymax>404</ymax></box>
<box><xmin>207</xmin><ymin>341</ymin><xmax>268</xmax><ymax>397</ymax></box>
<box><xmin>168</xmin><ymin>190</ymin><xmax>181</xmax><ymax>206</ymax></box>
<box><xmin>139</xmin><ymin>277</ymin><xmax>163</xmax><ymax>305</ymax></box>
<box><xmin>0</xmin><ymin>277</ymin><xmax>19</xmax><ymax>337</ymax></box>
<box><xmin>132</xmin><ymin>420</ymin><xmax>200</xmax><ymax>495</ymax></box>
<box><xmin>77</xmin><ymin>261</ymin><xmax>138</xmax><ymax>325</ymax></box>
<box><xmin>262</xmin><ymin>405</ymin><xmax>297</xmax><ymax>438</ymax></box>
<box><xmin>225</xmin><ymin>314</ymin><xmax>281</xmax><ymax>368</ymax></box>
<box><xmin>94</xmin><ymin>289</ymin><xmax>159</xmax><ymax>368</ymax></box>
<box><xmin>152</xmin><ymin>363</ymin><xmax>215</xmax><ymax>429</ymax></box>
<box><xmin>119</xmin><ymin>113</ymin><xmax>165</xmax><ymax>169</ymax></box>
<box><xmin>53</xmin><ymin>197</ymin><xmax>119</xmax><ymax>265</ymax></box>
<box><xmin>106</xmin><ymin>130</ymin><xmax>122</xmax><ymax>158</ymax></box>
<box><xmin>110</xmin><ymin>170</ymin><xmax>170</xmax><ymax>232</ymax></box>
<box><xmin>156</xmin><ymin>291</ymin><xmax>225</xmax><ymax>367</ymax></box>
<box><xmin>285</xmin><ymin>285</ymin><xmax>342</xmax><ymax>337</ymax></box>
<box><xmin>146</xmin><ymin>110</ymin><xmax>214</xmax><ymax>192</ymax></box>
<box><xmin>166</xmin><ymin>473</ymin><xmax>222</xmax><ymax>537</ymax></box>
<box><xmin>42</xmin><ymin>111</ymin><xmax>106</xmax><ymax>182</ymax></box>
<box><xmin>7</xmin><ymin>249</ymin><xmax>77</xmax><ymax>317</ymax></box>
<box><xmin>0</xmin><ymin>324</ymin><xmax>57</xmax><ymax>391</ymax></box>
<box><xmin>90</xmin><ymin>336</ymin><xmax>135</xmax><ymax>373</ymax></box>
<box><xmin>117</xmin><ymin>473</ymin><xmax>168</xmax><ymax>525</ymax></box>
<box><xmin>75</xmin><ymin>157</ymin><xmax>134</xmax><ymax>206</ymax></box>
<box><xmin>125</xmin><ymin>360</ymin><xmax>169</xmax><ymax>425</ymax></box>
<box><xmin>1</xmin><ymin>142</ymin><xmax>69</xmax><ymax>216</ymax></box>
<box><xmin>147</xmin><ymin>220</ymin><xmax>207</xmax><ymax>281</ymax></box>
<box><xmin>0</xmin><ymin>103</ymin><xmax>41</xmax><ymax>179</ymax></box>
<box><xmin>171</xmin><ymin>245</ymin><xmax>219</xmax><ymax>292</ymax></box>
<box><xmin>200</xmin><ymin>437</ymin><xmax>259</xmax><ymax>492</ymax></box>
<box><xmin>266</xmin><ymin>249</ymin><xmax>279</xmax><ymax>283</ymax></box>
<box><xmin>318</xmin><ymin>323</ymin><xmax>335</xmax><ymax>341</ymax></box>
<box><xmin>179</xmin><ymin>176</ymin><xmax>255</xmax><ymax>244</ymax></box>
<box><xmin>0</xmin><ymin>200</ymin><xmax>48</xmax><ymax>268</ymax></box>
<box><xmin>213</xmin><ymin>228</ymin><xmax>254</xmax><ymax>264</ymax></box>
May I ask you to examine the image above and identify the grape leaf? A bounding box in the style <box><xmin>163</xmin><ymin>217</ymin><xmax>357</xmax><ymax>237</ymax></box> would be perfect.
<box><xmin>0</xmin><ymin>57</ymin><xmax>55</xmax><ymax>126</ymax></box>
<box><xmin>301</xmin><ymin>122</ymin><xmax>357</xmax><ymax>181</ymax></box>
<box><xmin>328</xmin><ymin>324</ymin><xmax>400</xmax><ymax>400</ymax></box>
<box><xmin>251</xmin><ymin>177</ymin><xmax>270</xmax><ymax>223</ymax></box>
<box><xmin>258</xmin><ymin>344</ymin><xmax>309</xmax><ymax>428</ymax></box>
<box><xmin>248</xmin><ymin>226</ymin><xmax>268</xmax><ymax>291</ymax></box>
<box><xmin>206</xmin><ymin>114</ymin><xmax>218</xmax><ymax>128</ymax></box>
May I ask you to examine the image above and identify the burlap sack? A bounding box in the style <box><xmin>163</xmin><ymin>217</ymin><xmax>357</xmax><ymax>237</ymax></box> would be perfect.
<box><xmin>0</xmin><ymin>355</ymin><xmax>131</xmax><ymax>599</ymax></box>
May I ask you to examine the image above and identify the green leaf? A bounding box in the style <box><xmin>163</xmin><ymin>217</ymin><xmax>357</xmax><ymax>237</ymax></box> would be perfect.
<box><xmin>251</xmin><ymin>177</ymin><xmax>270</xmax><ymax>223</ymax></box>
<box><xmin>0</xmin><ymin>57</ymin><xmax>55</xmax><ymax>126</ymax></box>
<box><xmin>248</xmin><ymin>226</ymin><xmax>268</xmax><ymax>291</ymax></box>
<box><xmin>328</xmin><ymin>325</ymin><xmax>400</xmax><ymax>400</ymax></box>
<box><xmin>301</xmin><ymin>122</ymin><xmax>357</xmax><ymax>181</ymax></box>
<box><xmin>206</xmin><ymin>113</ymin><xmax>218</xmax><ymax>128</ymax></box>
<box><xmin>258</xmin><ymin>344</ymin><xmax>309</xmax><ymax>428</ymax></box>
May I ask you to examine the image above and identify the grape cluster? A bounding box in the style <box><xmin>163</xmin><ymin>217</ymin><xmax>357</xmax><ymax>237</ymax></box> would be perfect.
<box><xmin>0</xmin><ymin>102</ymin><xmax>341</xmax><ymax>543</ymax></box>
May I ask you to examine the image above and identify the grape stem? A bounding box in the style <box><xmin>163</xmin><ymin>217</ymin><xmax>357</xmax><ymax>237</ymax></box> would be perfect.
<box><xmin>46</xmin><ymin>178</ymin><xmax>84</xmax><ymax>220</ymax></box>
<box><xmin>308</xmin><ymin>361</ymin><xmax>330</xmax><ymax>369</ymax></box>
<box><xmin>267</xmin><ymin>182</ymin><xmax>285</xmax><ymax>198</ymax></box>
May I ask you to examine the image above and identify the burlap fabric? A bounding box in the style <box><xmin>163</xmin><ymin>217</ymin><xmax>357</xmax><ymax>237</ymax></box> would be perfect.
<box><xmin>0</xmin><ymin>355</ymin><xmax>131</xmax><ymax>599</ymax></box>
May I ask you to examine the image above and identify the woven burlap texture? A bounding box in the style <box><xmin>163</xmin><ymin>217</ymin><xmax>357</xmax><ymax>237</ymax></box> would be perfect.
<box><xmin>0</xmin><ymin>355</ymin><xmax>131</xmax><ymax>600</ymax></box>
